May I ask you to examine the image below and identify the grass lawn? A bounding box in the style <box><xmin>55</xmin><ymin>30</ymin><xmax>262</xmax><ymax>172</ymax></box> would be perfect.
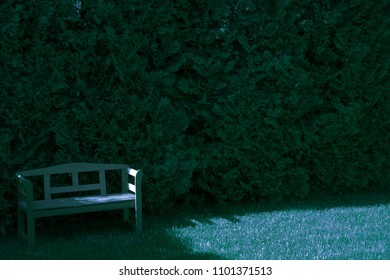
<box><xmin>0</xmin><ymin>191</ymin><xmax>389</xmax><ymax>260</ymax></box>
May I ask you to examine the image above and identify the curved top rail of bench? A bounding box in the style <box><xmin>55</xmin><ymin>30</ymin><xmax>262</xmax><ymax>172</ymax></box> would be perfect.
<box><xmin>16</xmin><ymin>162</ymin><xmax>133</xmax><ymax>177</ymax></box>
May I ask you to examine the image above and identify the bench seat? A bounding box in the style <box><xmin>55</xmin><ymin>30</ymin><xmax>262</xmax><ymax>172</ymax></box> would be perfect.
<box><xmin>19</xmin><ymin>193</ymin><xmax>136</xmax><ymax>211</ymax></box>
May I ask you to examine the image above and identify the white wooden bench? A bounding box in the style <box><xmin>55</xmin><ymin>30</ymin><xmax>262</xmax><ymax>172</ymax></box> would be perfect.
<box><xmin>16</xmin><ymin>163</ymin><xmax>142</xmax><ymax>247</ymax></box>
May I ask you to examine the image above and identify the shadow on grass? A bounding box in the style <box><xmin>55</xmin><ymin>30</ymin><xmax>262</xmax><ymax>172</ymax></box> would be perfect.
<box><xmin>0</xmin><ymin>211</ymin><xmax>224</xmax><ymax>260</ymax></box>
<box><xmin>1</xmin><ymin>190</ymin><xmax>389</xmax><ymax>260</ymax></box>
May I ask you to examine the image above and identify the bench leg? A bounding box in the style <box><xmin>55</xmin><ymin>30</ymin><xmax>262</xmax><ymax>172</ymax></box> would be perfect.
<box><xmin>17</xmin><ymin>207</ymin><xmax>25</xmax><ymax>240</ymax></box>
<box><xmin>123</xmin><ymin>208</ymin><xmax>142</xmax><ymax>233</ymax></box>
<box><xmin>17</xmin><ymin>208</ymin><xmax>35</xmax><ymax>248</ymax></box>
<box><xmin>135</xmin><ymin>207</ymin><xmax>142</xmax><ymax>233</ymax></box>
<box><xmin>26</xmin><ymin>212</ymin><xmax>35</xmax><ymax>248</ymax></box>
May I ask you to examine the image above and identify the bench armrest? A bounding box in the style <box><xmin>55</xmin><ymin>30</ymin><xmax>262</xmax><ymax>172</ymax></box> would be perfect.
<box><xmin>16</xmin><ymin>174</ymin><xmax>34</xmax><ymax>212</ymax></box>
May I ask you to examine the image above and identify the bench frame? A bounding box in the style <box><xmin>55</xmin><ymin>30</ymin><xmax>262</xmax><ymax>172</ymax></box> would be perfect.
<box><xmin>16</xmin><ymin>162</ymin><xmax>142</xmax><ymax>247</ymax></box>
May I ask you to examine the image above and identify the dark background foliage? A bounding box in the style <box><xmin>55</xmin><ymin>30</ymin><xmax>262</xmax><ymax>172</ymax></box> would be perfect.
<box><xmin>1</xmin><ymin>0</ymin><xmax>389</xmax><ymax>233</ymax></box>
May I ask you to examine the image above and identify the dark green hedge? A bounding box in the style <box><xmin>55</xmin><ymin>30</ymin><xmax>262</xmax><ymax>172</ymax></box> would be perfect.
<box><xmin>1</xmin><ymin>0</ymin><xmax>389</xmax><ymax>233</ymax></box>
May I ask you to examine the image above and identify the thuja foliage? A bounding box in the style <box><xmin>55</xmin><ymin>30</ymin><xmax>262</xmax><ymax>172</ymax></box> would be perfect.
<box><xmin>1</xmin><ymin>0</ymin><xmax>389</xmax><ymax>232</ymax></box>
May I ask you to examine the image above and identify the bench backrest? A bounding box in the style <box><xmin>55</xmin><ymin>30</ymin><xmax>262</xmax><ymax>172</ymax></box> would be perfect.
<box><xmin>16</xmin><ymin>163</ymin><xmax>141</xmax><ymax>200</ymax></box>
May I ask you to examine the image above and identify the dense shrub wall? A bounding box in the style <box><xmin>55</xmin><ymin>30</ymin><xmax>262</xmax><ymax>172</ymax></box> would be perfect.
<box><xmin>1</xmin><ymin>0</ymin><xmax>389</xmax><ymax>232</ymax></box>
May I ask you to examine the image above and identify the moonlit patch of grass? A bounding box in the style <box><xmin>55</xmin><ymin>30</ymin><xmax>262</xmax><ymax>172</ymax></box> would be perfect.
<box><xmin>169</xmin><ymin>201</ymin><xmax>390</xmax><ymax>259</ymax></box>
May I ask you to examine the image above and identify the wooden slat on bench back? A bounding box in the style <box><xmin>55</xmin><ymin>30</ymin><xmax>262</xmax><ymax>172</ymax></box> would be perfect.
<box><xmin>44</xmin><ymin>174</ymin><xmax>50</xmax><ymax>200</ymax></box>
<box><xmin>99</xmin><ymin>169</ymin><xmax>107</xmax><ymax>195</ymax></box>
<box><xmin>50</xmin><ymin>184</ymin><xmax>102</xmax><ymax>194</ymax></box>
